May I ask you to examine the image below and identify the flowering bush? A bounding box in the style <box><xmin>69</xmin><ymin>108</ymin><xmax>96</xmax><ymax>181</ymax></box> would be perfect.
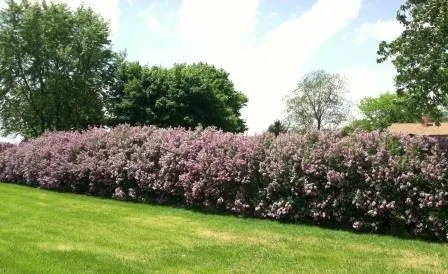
<box><xmin>0</xmin><ymin>143</ymin><xmax>12</xmax><ymax>153</ymax></box>
<box><xmin>258</xmin><ymin>132</ymin><xmax>448</xmax><ymax>240</ymax></box>
<box><xmin>0</xmin><ymin>126</ymin><xmax>446</xmax><ymax>241</ymax></box>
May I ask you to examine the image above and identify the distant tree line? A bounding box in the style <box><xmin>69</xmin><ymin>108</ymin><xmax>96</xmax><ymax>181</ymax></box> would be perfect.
<box><xmin>2</xmin><ymin>0</ymin><xmax>448</xmax><ymax>137</ymax></box>
<box><xmin>0</xmin><ymin>0</ymin><xmax>247</xmax><ymax>138</ymax></box>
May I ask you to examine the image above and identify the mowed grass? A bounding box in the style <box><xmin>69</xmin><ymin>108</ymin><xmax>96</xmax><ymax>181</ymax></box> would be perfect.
<box><xmin>0</xmin><ymin>183</ymin><xmax>447</xmax><ymax>274</ymax></box>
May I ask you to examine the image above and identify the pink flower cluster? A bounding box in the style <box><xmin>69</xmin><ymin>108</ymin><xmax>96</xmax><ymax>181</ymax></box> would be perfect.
<box><xmin>0</xmin><ymin>126</ymin><xmax>447</xmax><ymax>240</ymax></box>
<box><xmin>258</xmin><ymin>131</ymin><xmax>448</xmax><ymax>240</ymax></box>
<box><xmin>0</xmin><ymin>143</ymin><xmax>12</xmax><ymax>153</ymax></box>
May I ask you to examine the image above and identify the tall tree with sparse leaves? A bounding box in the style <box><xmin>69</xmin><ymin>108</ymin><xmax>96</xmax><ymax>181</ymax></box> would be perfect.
<box><xmin>378</xmin><ymin>0</ymin><xmax>448</xmax><ymax>123</ymax></box>
<box><xmin>0</xmin><ymin>0</ymin><xmax>118</xmax><ymax>137</ymax></box>
<box><xmin>286</xmin><ymin>70</ymin><xmax>349</xmax><ymax>131</ymax></box>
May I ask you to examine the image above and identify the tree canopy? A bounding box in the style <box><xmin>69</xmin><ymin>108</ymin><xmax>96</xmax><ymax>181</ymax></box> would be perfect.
<box><xmin>107</xmin><ymin>62</ymin><xmax>248</xmax><ymax>132</ymax></box>
<box><xmin>267</xmin><ymin>120</ymin><xmax>288</xmax><ymax>136</ymax></box>
<box><xmin>0</xmin><ymin>0</ymin><xmax>118</xmax><ymax>137</ymax></box>
<box><xmin>346</xmin><ymin>92</ymin><xmax>420</xmax><ymax>131</ymax></box>
<box><xmin>285</xmin><ymin>70</ymin><xmax>349</xmax><ymax>131</ymax></box>
<box><xmin>378</xmin><ymin>0</ymin><xmax>448</xmax><ymax>122</ymax></box>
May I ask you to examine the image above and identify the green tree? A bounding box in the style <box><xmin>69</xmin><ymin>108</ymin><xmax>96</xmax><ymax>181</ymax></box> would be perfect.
<box><xmin>346</xmin><ymin>92</ymin><xmax>420</xmax><ymax>131</ymax></box>
<box><xmin>0</xmin><ymin>0</ymin><xmax>117</xmax><ymax>137</ymax></box>
<box><xmin>377</xmin><ymin>0</ymin><xmax>448</xmax><ymax>122</ymax></box>
<box><xmin>286</xmin><ymin>70</ymin><xmax>349</xmax><ymax>131</ymax></box>
<box><xmin>267</xmin><ymin>120</ymin><xmax>288</xmax><ymax>136</ymax></box>
<box><xmin>108</xmin><ymin>62</ymin><xmax>248</xmax><ymax>132</ymax></box>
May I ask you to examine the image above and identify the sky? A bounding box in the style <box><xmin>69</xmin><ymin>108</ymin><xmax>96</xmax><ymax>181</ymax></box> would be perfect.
<box><xmin>0</xmin><ymin>0</ymin><xmax>406</xmax><ymax>135</ymax></box>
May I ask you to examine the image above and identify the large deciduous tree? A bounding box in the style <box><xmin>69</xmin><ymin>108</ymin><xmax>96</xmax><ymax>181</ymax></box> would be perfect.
<box><xmin>286</xmin><ymin>70</ymin><xmax>349</xmax><ymax>131</ymax></box>
<box><xmin>107</xmin><ymin>62</ymin><xmax>248</xmax><ymax>132</ymax></box>
<box><xmin>0</xmin><ymin>0</ymin><xmax>117</xmax><ymax>137</ymax></box>
<box><xmin>377</xmin><ymin>0</ymin><xmax>448</xmax><ymax>122</ymax></box>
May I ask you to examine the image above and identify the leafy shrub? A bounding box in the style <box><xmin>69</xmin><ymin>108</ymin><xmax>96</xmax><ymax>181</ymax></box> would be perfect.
<box><xmin>0</xmin><ymin>127</ymin><xmax>446</xmax><ymax>241</ymax></box>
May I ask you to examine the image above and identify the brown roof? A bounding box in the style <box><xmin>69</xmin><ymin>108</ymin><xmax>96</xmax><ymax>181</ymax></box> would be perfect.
<box><xmin>388</xmin><ymin>122</ymin><xmax>448</xmax><ymax>136</ymax></box>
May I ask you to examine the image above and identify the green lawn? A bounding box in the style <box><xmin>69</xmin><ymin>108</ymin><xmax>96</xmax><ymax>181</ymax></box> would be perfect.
<box><xmin>0</xmin><ymin>183</ymin><xmax>447</xmax><ymax>274</ymax></box>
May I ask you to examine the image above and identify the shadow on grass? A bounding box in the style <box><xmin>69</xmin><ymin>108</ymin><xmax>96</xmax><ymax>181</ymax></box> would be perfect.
<box><xmin>2</xmin><ymin>181</ymin><xmax>446</xmax><ymax>244</ymax></box>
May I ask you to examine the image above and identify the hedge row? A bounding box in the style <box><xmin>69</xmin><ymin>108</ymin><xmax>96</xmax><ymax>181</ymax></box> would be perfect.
<box><xmin>0</xmin><ymin>125</ymin><xmax>447</xmax><ymax>240</ymax></box>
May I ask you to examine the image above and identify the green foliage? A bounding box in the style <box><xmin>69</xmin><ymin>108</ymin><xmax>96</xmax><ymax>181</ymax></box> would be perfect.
<box><xmin>286</xmin><ymin>70</ymin><xmax>349</xmax><ymax>131</ymax></box>
<box><xmin>107</xmin><ymin>62</ymin><xmax>248</xmax><ymax>132</ymax></box>
<box><xmin>0</xmin><ymin>0</ymin><xmax>118</xmax><ymax>137</ymax></box>
<box><xmin>346</xmin><ymin>92</ymin><xmax>420</xmax><ymax>131</ymax></box>
<box><xmin>378</xmin><ymin>0</ymin><xmax>448</xmax><ymax>122</ymax></box>
<box><xmin>267</xmin><ymin>120</ymin><xmax>288</xmax><ymax>136</ymax></box>
<box><xmin>385</xmin><ymin>134</ymin><xmax>405</xmax><ymax>156</ymax></box>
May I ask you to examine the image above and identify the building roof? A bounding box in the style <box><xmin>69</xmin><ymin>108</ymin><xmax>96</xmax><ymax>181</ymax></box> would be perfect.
<box><xmin>388</xmin><ymin>122</ymin><xmax>448</xmax><ymax>136</ymax></box>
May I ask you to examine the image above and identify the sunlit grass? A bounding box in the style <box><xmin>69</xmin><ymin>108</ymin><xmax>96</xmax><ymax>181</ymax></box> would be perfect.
<box><xmin>0</xmin><ymin>183</ymin><xmax>447</xmax><ymax>274</ymax></box>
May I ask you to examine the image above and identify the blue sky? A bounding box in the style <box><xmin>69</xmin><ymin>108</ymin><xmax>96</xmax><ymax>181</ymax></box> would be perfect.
<box><xmin>2</xmin><ymin>0</ymin><xmax>406</xmax><ymax>134</ymax></box>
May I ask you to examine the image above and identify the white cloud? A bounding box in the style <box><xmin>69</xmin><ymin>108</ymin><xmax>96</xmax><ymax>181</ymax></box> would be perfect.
<box><xmin>344</xmin><ymin>64</ymin><xmax>396</xmax><ymax>101</ymax></box>
<box><xmin>343</xmin><ymin>62</ymin><xmax>396</xmax><ymax>119</ymax></box>
<box><xmin>178</xmin><ymin>0</ymin><xmax>363</xmax><ymax>132</ymax></box>
<box><xmin>89</xmin><ymin>0</ymin><xmax>120</xmax><ymax>39</ymax></box>
<box><xmin>138</xmin><ymin>4</ymin><xmax>163</xmax><ymax>34</ymax></box>
<box><xmin>178</xmin><ymin>0</ymin><xmax>259</xmax><ymax>51</ymax></box>
<box><xmin>353</xmin><ymin>20</ymin><xmax>403</xmax><ymax>46</ymax></box>
<box><xmin>180</xmin><ymin>0</ymin><xmax>258</xmax><ymax>45</ymax></box>
<box><xmin>146</xmin><ymin>15</ymin><xmax>161</xmax><ymax>33</ymax></box>
<box><xmin>268</xmin><ymin>12</ymin><xmax>279</xmax><ymax>18</ymax></box>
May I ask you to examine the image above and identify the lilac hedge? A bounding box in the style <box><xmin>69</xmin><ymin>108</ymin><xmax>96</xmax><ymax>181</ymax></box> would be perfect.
<box><xmin>0</xmin><ymin>125</ymin><xmax>447</xmax><ymax>240</ymax></box>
